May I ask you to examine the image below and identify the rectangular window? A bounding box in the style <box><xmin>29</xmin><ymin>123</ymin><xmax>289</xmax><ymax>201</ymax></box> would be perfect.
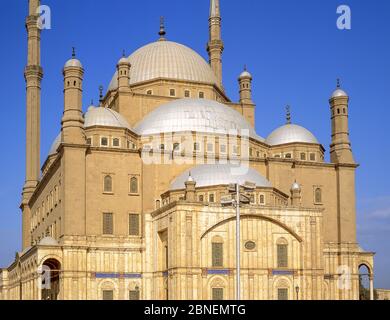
<box><xmin>103</xmin><ymin>290</ymin><xmax>114</xmax><ymax>300</ymax></box>
<box><xmin>170</xmin><ymin>89</ymin><xmax>176</xmax><ymax>97</ymax></box>
<box><xmin>285</xmin><ymin>153</ymin><xmax>292</xmax><ymax>159</ymax></box>
<box><xmin>212</xmin><ymin>243</ymin><xmax>223</xmax><ymax>267</ymax></box>
<box><xmin>112</xmin><ymin>138</ymin><xmax>120</xmax><ymax>147</ymax></box>
<box><xmin>310</xmin><ymin>153</ymin><xmax>316</xmax><ymax>161</ymax></box>
<box><xmin>103</xmin><ymin>213</ymin><xmax>113</xmax><ymax>235</ymax></box>
<box><xmin>209</xmin><ymin>194</ymin><xmax>215</xmax><ymax>203</ymax></box>
<box><xmin>220</xmin><ymin>145</ymin><xmax>227</xmax><ymax>153</ymax></box>
<box><xmin>86</xmin><ymin>137</ymin><xmax>92</xmax><ymax>145</ymax></box>
<box><xmin>199</xmin><ymin>92</ymin><xmax>205</xmax><ymax>99</ymax></box>
<box><xmin>212</xmin><ymin>288</ymin><xmax>224</xmax><ymax>301</ymax></box>
<box><xmin>129</xmin><ymin>214</ymin><xmax>140</xmax><ymax>236</ymax></box>
<box><xmin>300</xmin><ymin>153</ymin><xmax>306</xmax><ymax>161</ymax></box>
<box><xmin>101</xmin><ymin>137</ymin><xmax>108</xmax><ymax>147</ymax></box>
<box><xmin>277</xmin><ymin>244</ymin><xmax>288</xmax><ymax>268</ymax></box>
<box><xmin>277</xmin><ymin>288</ymin><xmax>288</xmax><ymax>301</ymax></box>
<box><xmin>207</xmin><ymin>143</ymin><xmax>214</xmax><ymax>153</ymax></box>
<box><xmin>199</xmin><ymin>195</ymin><xmax>204</xmax><ymax>202</ymax></box>
<box><xmin>129</xmin><ymin>290</ymin><xmax>140</xmax><ymax>300</ymax></box>
<box><xmin>184</xmin><ymin>90</ymin><xmax>190</xmax><ymax>98</ymax></box>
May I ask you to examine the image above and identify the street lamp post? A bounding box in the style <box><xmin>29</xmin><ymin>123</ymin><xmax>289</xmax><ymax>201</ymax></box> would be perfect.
<box><xmin>235</xmin><ymin>183</ymin><xmax>241</xmax><ymax>301</ymax></box>
<box><xmin>222</xmin><ymin>181</ymin><xmax>255</xmax><ymax>301</ymax></box>
<box><xmin>295</xmin><ymin>286</ymin><xmax>300</xmax><ymax>300</ymax></box>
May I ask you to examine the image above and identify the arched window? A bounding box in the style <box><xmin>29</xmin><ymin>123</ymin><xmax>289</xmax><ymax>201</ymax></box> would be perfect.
<box><xmin>104</xmin><ymin>175</ymin><xmax>113</xmax><ymax>193</ymax></box>
<box><xmin>315</xmin><ymin>188</ymin><xmax>322</xmax><ymax>203</ymax></box>
<box><xmin>212</xmin><ymin>236</ymin><xmax>223</xmax><ymax>267</ymax></box>
<box><xmin>277</xmin><ymin>238</ymin><xmax>288</xmax><ymax>268</ymax></box>
<box><xmin>259</xmin><ymin>194</ymin><xmax>265</xmax><ymax>205</ymax></box>
<box><xmin>130</xmin><ymin>177</ymin><xmax>138</xmax><ymax>194</ymax></box>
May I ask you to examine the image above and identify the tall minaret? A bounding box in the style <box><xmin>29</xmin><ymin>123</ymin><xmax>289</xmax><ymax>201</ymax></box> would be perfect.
<box><xmin>207</xmin><ymin>0</ymin><xmax>224</xmax><ymax>87</ymax></box>
<box><xmin>21</xmin><ymin>0</ymin><xmax>43</xmax><ymax>249</ymax></box>
<box><xmin>329</xmin><ymin>79</ymin><xmax>355</xmax><ymax>164</ymax></box>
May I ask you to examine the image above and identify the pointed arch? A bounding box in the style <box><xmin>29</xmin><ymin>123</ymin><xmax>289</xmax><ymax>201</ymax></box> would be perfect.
<box><xmin>200</xmin><ymin>214</ymin><xmax>303</xmax><ymax>242</ymax></box>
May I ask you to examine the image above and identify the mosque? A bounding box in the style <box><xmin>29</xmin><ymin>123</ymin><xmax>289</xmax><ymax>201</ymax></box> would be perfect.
<box><xmin>0</xmin><ymin>0</ymin><xmax>374</xmax><ymax>300</ymax></box>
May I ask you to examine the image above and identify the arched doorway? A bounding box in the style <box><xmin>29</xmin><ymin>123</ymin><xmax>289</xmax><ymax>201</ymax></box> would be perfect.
<box><xmin>358</xmin><ymin>264</ymin><xmax>373</xmax><ymax>300</ymax></box>
<box><xmin>41</xmin><ymin>259</ymin><xmax>61</xmax><ymax>300</ymax></box>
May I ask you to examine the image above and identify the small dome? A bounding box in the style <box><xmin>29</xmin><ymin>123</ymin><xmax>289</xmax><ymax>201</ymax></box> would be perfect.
<box><xmin>48</xmin><ymin>133</ymin><xmax>61</xmax><ymax>156</ymax></box>
<box><xmin>84</xmin><ymin>107</ymin><xmax>131</xmax><ymax>129</ymax></box>
<box><xmin>291</xmin><ymin>181</ymin><xmax>301</xmax><ymax>191</ymax></box>
<box><xmin>239</xmin><ymin>70</ymin><xmax>252</xmax><ymax>79</ymax></box>
<box><xmin>331</xmin><ymin>88</ymin><xmax>348</xmax><ymax>98</ymax></box>
<box><xmin>170</xmin><ymin>164</ymin><xmax>272</xmax><ymax>190</ymax></box>
<box><xmin>118</xmin><ymin>56</ymin><xmax>130</xmax><ymax>65</ymax></box>
<box><xmin>266</xmin><ymin>124</ymin><xmax>319</xmax><ymax>146</ymax></box>
<box><xmin>39</xmin><ymin>237</ymin><xmax>59</xmax><ymax>246</ymax></box>
<box><xmin>134</xmin><ymin>98</ymin><xmax>264</xmax><ymax>141</ymax></box>
<box><xmin>109</xmin><ymin>41</ymin><xmax>218</xmax><ymax>90</ymax></box>
<box><xmin>64</xmin><ymin>58</ymin><xmax>82</xmax><ymax>68</ymax></box>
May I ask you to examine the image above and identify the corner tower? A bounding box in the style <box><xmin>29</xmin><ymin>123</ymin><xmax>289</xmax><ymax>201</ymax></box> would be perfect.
<box><xmin>22</xmin><ymin>0</ymin><xmax>43</xmax><ymax>249</ymax></box>
<box><xmin>207</xmin><ymin>0</ymin><xmax>224</xmax><ymax>88</ymax></box>
<box><xmin>329</xmin><ymin>79</ymin><xmax>354</xmax><ymax>164</ymax></box>
<box><xmin>62</xmin><ymin>49</ymin><xmax>85</xmax><ymax>144</ymax></box>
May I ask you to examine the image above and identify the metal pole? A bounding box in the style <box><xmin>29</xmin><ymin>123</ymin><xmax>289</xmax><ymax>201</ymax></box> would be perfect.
<box><xmin>236</xmin><ymin>183</ymin><xmax>240</xmax><ymax>301</ymax></box>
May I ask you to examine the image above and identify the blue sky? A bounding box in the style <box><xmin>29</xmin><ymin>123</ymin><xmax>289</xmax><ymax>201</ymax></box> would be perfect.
<box><xmin>0</xmin><ymin>0</ymin><xmax>389</xmax><ymax>288</ymax></box>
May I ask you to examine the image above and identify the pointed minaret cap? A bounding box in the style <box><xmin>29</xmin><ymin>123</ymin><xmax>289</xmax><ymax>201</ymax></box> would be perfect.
<box><xmin>210</xmin><ymin>0</ymin><xmax>221</xmax><ymax>17</ymax></box>
<box><xmin>188</xmin><ymin>172</ymin><xmax>194</xmax><ymax>182</ymax></box>
<box><xmin>64</xmin><ymin>47</ymin><xmax>82</xmax><ymax>68</ymax></box>
<box><xmin>331</xmin><ymin>78</ymin><xmax>348</xmax><ymax>98</ymax></box>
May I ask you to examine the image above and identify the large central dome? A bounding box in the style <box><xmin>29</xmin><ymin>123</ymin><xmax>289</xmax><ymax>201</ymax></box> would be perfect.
<box><xmin>134</xmin><ymin>98</ymin><xmax>264</xmax><ymax>141</ymax></box>
<box><xmin>108</xmin><ymin>41</ymin><xmax>218</xmax><ymax>90</ymax></box>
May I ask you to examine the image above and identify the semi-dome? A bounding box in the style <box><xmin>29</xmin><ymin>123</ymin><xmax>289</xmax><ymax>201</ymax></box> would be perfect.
<box><xmin>266</xmin><ymin>124</ymin><xmax>319</xmax><ymax>146</ymax></box>
<box><xmin>170</xmin><ymin>164</ymin><xmax>272</xmax><ymax>190</ymax></box>
<box><xmin>134</xmin><ymin>98</ymin><xmax>264</xmax><ymax>141</ymax></box>
<box><xmin>84</xmin><ymin>106</ymin><xmax>131</xmax><ymax>129</ymax></box>
<box><xmin>48</xmin><ymin>133</ymin><xmax>61</xmax><ymax>156</ymax></box>
<box><xmin>39</xmin><ymin>237</ymin><xmax>59</xmax><ymax>246</ymax></box>
<box><xmin>108</xmin><ymin>41</ymin><xmax>218</xmax><ymax>90</ymax></box>
<box><xmin>48</xmin><ymin>107</ymin><xmax>131</xmax><ymax>157</ymax></box>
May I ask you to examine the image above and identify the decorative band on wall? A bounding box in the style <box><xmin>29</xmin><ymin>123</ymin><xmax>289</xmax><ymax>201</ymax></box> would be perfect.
<box><xmin>271</xmin><ymin>270</ymin><xmax>295</xmax><ymax>276</ymax></box>
<box><xmin>207</xmin><ymin>269</ymin><xmax>230</xmax><ymax>275</ymax></box>
<box><xmin>93</xmin><ymin>273</ymin><xmax>142</xmax><ymax>279</ymax></box>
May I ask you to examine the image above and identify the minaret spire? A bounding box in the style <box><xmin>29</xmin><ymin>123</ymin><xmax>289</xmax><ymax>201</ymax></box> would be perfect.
<box><xmin>207</xmin><ymin>0</ymin><xmax>224</xmax><ymax>88</ymax></box>
<box><xmin>22</xmin><ymin>0</ymin><xmax>44</xmax><ymax>249</ymax></box>
<box><xmin>159</xmin><ymin>16</ymin><xmax>166</xmax><ymax>41</ymax></box>
<box><xmin>286</xmin><ymin>105</ymin><xmax>292</xmax><ymax>124</ymax></box>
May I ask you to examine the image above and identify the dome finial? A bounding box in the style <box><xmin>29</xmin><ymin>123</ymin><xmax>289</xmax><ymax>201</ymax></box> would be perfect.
<box><xmin>244</xmin><ymin>64</ymin><xmax>247</xmax><ymax>71</ymax></box>
<box><xmin>122</xmin><ymin>49</ymin><xmax>126</xmax><ymax>58</ymax></box>
<box><xmin>337</xmin><ymin>78</ymin><xmax>341</xmax><ymax>88</ymax></box>
<box><xmin>159</xmin><ymin>16</ymin><xmax>166</xmax><ymax>40</ymax></box>
<box><xmin>72</xmin><ymin>47</ymin><xmax>76</xmax><ymax>58</ymax></box>
<box><xmin>99</xmin><ymin>85</ymin><xmax>104</xmax><ymax>105</ymax></box>
<box><xmin>286</xmin><ymin>105</ymin><xmax>292</xmax><ymax>124</ymax></box>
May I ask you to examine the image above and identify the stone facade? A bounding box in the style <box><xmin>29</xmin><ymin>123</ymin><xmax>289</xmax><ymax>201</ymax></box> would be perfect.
<box><xmin>0</xmin><ymin>0</ymin><xmax>375</xmax><ymax>300</ymax></box>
